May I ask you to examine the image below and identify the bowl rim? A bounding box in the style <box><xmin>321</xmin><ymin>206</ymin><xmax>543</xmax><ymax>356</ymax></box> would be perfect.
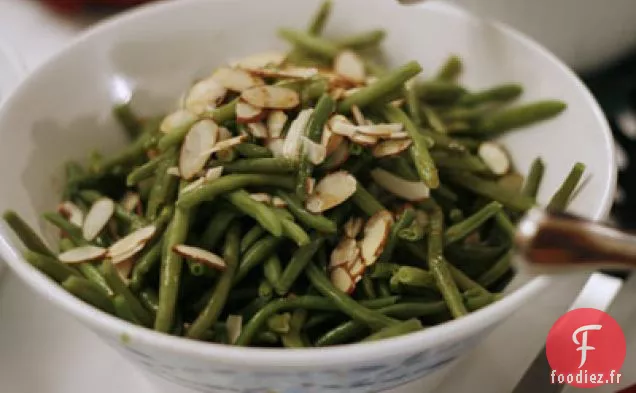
<box><xmin>0</xmin><ymin>0</ymin><xmax>616</xmax><ymax>368</ymax></box>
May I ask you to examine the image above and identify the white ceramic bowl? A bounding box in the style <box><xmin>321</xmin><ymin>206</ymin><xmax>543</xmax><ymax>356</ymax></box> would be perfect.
<box><xmin>0</xmin><ymin>0</ymin><xmax>616</xmax><ymax>392</ymax></box>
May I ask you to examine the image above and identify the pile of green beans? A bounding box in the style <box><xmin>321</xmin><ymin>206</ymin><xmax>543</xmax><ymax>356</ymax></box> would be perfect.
<box><xmin>3</xmin><ymin>0</ymin><xmax>585</xmax><ymax>348</ymax></box>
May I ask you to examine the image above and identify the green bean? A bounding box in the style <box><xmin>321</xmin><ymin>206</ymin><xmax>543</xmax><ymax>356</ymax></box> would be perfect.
<box><xmin>79</xmin><ymin>190</ymin><xmax>147</xmax><ymax>229</ymax></box>
<box><xmin>352</xmin><ymin>182</ymin><xmax>386</xmax><ymax>216</ymax></box>
<box><xmin>339</xmin><ymin>61</ymin><xmax>423</xmax><ymax>112</ymax></box>
<box><xmin>155</xmin><ymin>199</ymin><xmax>191</xmax><ymax>332</ymax></box>
<box><xmin>274</xmin><ymin>191</ymin><xmax>336</xmax><ymax>234</ymax></box>
<box><xmin>177</xmin><ymin>174</ymin><xmax>295</xmax><ymax>209</ymax></box>
<box><xmin>3</xmin><ymin>211</ymin><xmax>54</xmax><ymax>257</ymax></box>
<box><xmin>422</xmin><ymin>128</ymin><xmax>468</xmax><ymax>152</ymax></box>
<box><xmin>113</xmin><ymin>103</ymin><xmax>142</xmax><ymax>140</ymax></box>
<box><xmin>445</xmin><ymin>201</ymin><xmax>502</xmax><ymax>245</ymax></box>
<box><xmin>92</xmin><ymin>128</ymin><xmax>158</xmax><ymax>175</ymax></box>
<box><xmin>430</xmin><ymin>151</ymin><xmax>490</xmax><ymax>174</ymax></box>
<box><xmin>445</xmin><ymin>171</ymin><xmax>534</xmax><ymax>212</ymax></box>
<box><xmin>415</xmin><ymin>80</ymin><xmax>466</xmax><ymax>104</ymax></box>
<box><xmin>436</xmin><ymin>55</ymin><xmax>462</xmax><ymax>81</ymax></box>
<box><xmin>235</xmin><ymin>143</ymin><xmax>273</xmax><ymax>159</ymax></box>
<box><xmin>477</xmin><ymin>100</ymin><xmax>567</xmax><ymax>135</ymax></box>
<box><xmin>306</xmin><ymin>263</ymin><xmax>397</xmax><ymax>330</ymax></box>
<box><xmin>263</xmin><ymin>254</ymin><xmax>283</xmax><ymax>288</ymax></box>
<box><xmin>235</xmin><ymin>236</ymin><xmax>281</xmax><ymax>284</ymax></box>
<box><xmin>24</xmin><ymin>251</ymin><xmax>81</xmax><ymax>282</ymax></box>
<box><xmin>494</xmin><ymin>211</ymin><xmax>516</xmax><ymax>241</ymax></box>
<box><xmin>362</xmin><ymin>319</ymin><xmax>422</xmax><ymax>342</ymax></box>
<box><xmin>272</xmin><ymin>207</ymin><xmax>295</xmax><ymax>222</ymax></box>
<box><xmin>199</xmin><ymin>208</ymin><xmax>240</xmax><ymax>251</ymax></box>
<box><xmin>267</xmin><ymin>312</ymin><xmax>292</xmax><ymax>334</ymax></box>
<box><xmin>307</xmin><ymin>0</ymin><xmax>332</xmax><ymax>35</ymax></box>
<box><xmin>361</xmin><ymin>275</ymin><xmax>377</xmax><ymax>299</ymax></box>
<box><xmin>522</xmin><ymin>157</ymin><xmax>545</xmax><ymax>199</ymax></box>
<box><xmin>241</xmin><ymin>225</ymin><xmax>266</xmax><ymax>253</ymax></box>
<box><xmin>206</xmin><ymin>98</ymin><xmax>238</xmax><ymax>125</ymax></box>
<box><xmin>278</xmin><ymin>217</ymin><xmax>311</xmax><ymax>246</ymax></box>
<box><xmin>377</xmin><ymin>281</ymin><xmax>392</xmax><ymax>297</ymax></box>
<box><xmin>126</xmin><ymin>154</ymin><xmax>164</xmax><ymax>186</ymax></box>
<box><xmin>477</xmin><ymin>250</ymin><xmax>513</xmax><ymax>288</ymax></box>
<box><xmin>405</xmin><ymin>85</ymin><xmax>423</xmax><ymax>127</ymax></box>
<box><xmin>239</xmin><ymin>297</ymin><xmax>271</xmax><ymax>321</ymax></box>
<box><xmin>275</xmin><ymin>237</ymin><xmax>325</xmax><ymax>295</ymax></box>
<box><xmin>336</xmin><ymin>29</ymin><xmax>387</xmax><ymax>50</ymax></box>
<box><xmin>103</xmin><ymin>260</ymin><xmax>154</xmax><ymax>327</ymax></box>
<box><xmin>225</xmin><ymin>190</ymin><xmax>283</xmax><ymax>237</ymax></box>
<box><xmin>398</xmin><ymin>223</ymin><xmax>426</xmax><ymax>242</ymax></box>
<box><xmin>547</xmin><ymin>162</ymin><xmax>585</xmax><ymax>212</ymax></box>
<box><xmin>459</xmin><ymin>84</ymin><xmax>523</xmax><ymax>106</ymax></box>
<box><xmin>428</xmin><ymin>207</ymin><xmax>467</xmax><ymax>318</ymax></box>
<box><xmin>187</xmin><ymin>222</ymin><xmax>241</xmax><ymax>339</ymax></box>
<box><xmin>114</xmin><ymin>295</ymin><xmax>141</xmax><ymax>324</ymax></box>
<box><xmin>449</xmin><ymin>208</ymin><xmax>464</xmax><ymax>224</ymax></box>
<box><xmin>466</xmin><ymin>293</ymin><xmax>502</xmax><ymax>311</ymax></box>
<box><xmin>278</xmin><ymin>28</ymin><xmax>340</xmax><ymax>58</ymax></box>
<box><xmin>146</xmin><ymin>149</ymin><xmax>178</xmax><ymax>220</ymax></box>
<box><xmin>42</xmin><ymin>212</ymin><xmax>88</xmax><ymax>246</ymax></box>
<box><xmin>302</xmin><ymin>79</ymin><xmax>330</xmax><ymax>105</ymax></box>
<box><xmin>77</xmin><ymin>264</ymin><xmax>112</xmax><ymax>297</ymax></box>
<box><xmin>379</xmin><ymin>208</ymin><xmax>415</xmax><ymax>263</ymax></box>
<box><xmin>297</xmin><ymin>94</ymin><xmax>334</xmax><ymax>200</ymax></box>
<box><xmin>383</xmin><ymin>106</ymin><xmax>439</xmax><ymax>188</ymax></box>
<box><xmin>281</xmin><ymin>309</ymin><xmax>308</xmax><ymax>348</ymax></box>
<box><xmin>421</xmin><ymin>105</ymin><xmax>447</xmax><ymax>134</ymax></box>
<box><xmin>138</xmin><ymin>288</ymin><xmax>159</xmax><ymax>313</ymax></box>
<box><xmin>62</xmin><ymin>161</ymin><xmax>85</xmax><ymax>199</ymax></box>
<box><xmin>440</xmin><ymin>106</ymin><xmax>492</xmax><ymax>123</ymax></box>
<box><xmin>221</xmin><ymin>158</ymin><xmax>297</xmax><ymax>174</ymax></box>
<box><xmin>62</xmin><ymin>276</ymin><xmax>116</xmax><ymax>314</ymax></box>
<box><xmin>370</xmin><ymin>263</ymin><xmax>400</xmax><ymax>279</ymax></box>
<box><xmin>390</xmin><ymin>266</ymin><xmax>437</xmax><ymax>291</ymax></box>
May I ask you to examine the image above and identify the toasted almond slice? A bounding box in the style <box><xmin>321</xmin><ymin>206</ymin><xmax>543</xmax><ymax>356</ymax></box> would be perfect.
<box><xmin>267</xmin><ymin>110</ymin><xmax>287</xmax><ymax>139</ymax></box>
<box><xmin>247</xmin><ymin>122</ymin><xmax>269</xmax><ymax>139</ymax></box>
<box><xmin>283</xmin><ymin>109</ymin><xmax>314</xmax><ymax>160</ymax></box>
<box><xmin>330</xmin><ymin>267</ymin><xmax>354</xmax><ymax>294</ymax></box>
<box><xmin>160</xmin><ymin>109</ymin><xmax>198</xmax><ymax>134</ymax></box>
<box><xmin>322</xmin><ymin>140</ymin><xmax>350</xmax><ymax>171</ymax></box>
<box><xmin>108</xmin><ymin>225</ymin><xmax>156</xmax><ymax>260</ymax></box>
<box><xmin>120</xmin><ymin>192</ymin><xmax>141</xmax><ymax>214</ymax></box>
<box><xmin>372</xmin><ymin>139</ymin><xmax>413</xmax><ymax>158</ymax></box>
<box><xmin>355</xmin><ymin>123</ymin><xmax>403</xmax><ymax>137</ymax></box>
<box><xmin>305</xmin><ymin>171</ymin><xmax>357</xmax><ymax>213</ymax></box>
<box><xmin>328</xmin><ymin>115</ymin><xmax>357</xmax><ymax>138</ymax></box>
<box><xmin>334</xmin><ymin>50</ymin><xmax>366</xmax><ymax>84</ymax></box>
<box><xmin>353</xmin><ymin>275</ymin><xmax>362</xmax><ymax>284</ymax></box>
<box><xmin>243</xmin><ymin>66</ymin><xmax>318</xmax><ymax>80</ymax></box>
<box><xmin>83</xmin><ymin>198</ymin><xmax>115</xmax><ymax>241</ymax></box>
<box><xmin>58</xmin><ymin>245</ymin><xmax>107</xmax><ymax>264</ymax></box>
<box><xmin>226</xmin><ymin>315</ymin><xmax>243</xmax><ymax>345</ymax></box>
<box><xmin>249</xmin><ymin>193</ymin><xmax>272</xmax><ymax>204</ymax></box>
<box><xmin>115</xmin><ymin>258</ymin><xmax>134</xmax><ymax>281</ymax></box>
<box><xmin>205</xmin><ymin>166</ymin><xmax>224</xmax><ymax>182</ymax></box>
<box><xmin>181</xmin><ymin>177</ymin><xmax>206</xmax><ymax>194</ymax></box>
<box><xmin>305</xmin><ymin>177</ymin><xmax>316</xmax><ymax>195</ymax></box>
<box><xmin>348</xmin><ymin>258</ymin><xmax>365</xmax><ymax>277</ymax></box>
<box><xmin>387</xmin><ymin>131</ymin><xmax>409</xmax><ymax>140</ymax></box>
<box><xmin>58</xmin><ymin>201</ymin><xmax>84</xmax><ymax>227</ymax></box>
<box><xmin>266</xmin><ymin>138</ymin><xmax>285</xmax><ymax>157</ymax></box>
<box><xmin>173</xmin><ymin>244</ymin><xmax>226</xmax><ymax>271</ymax></box>
<box><xmin>478</xmin><ymin>142</ymin><xmax>510</xmax><ymax>175</ymax></box>
<box><xmin>300</xmin><ymin>136</ymin><xmax>327</xmax><ymax>165</ymax></box>
<box><xmin>203</xmin><ymin>135</ymin><xmax>248</xmax><ymax>156</ymax></box>
<box><xmin>351</xmin><ymin>105</ymin><xmax>365</xmax><ymax>126</ymax></box>
<box><xmin>241</xmin><ymin>86</ymin><xmax>300</xmax><ymax>110</ymax></box>
<box><xmin>233</xmin><ymin>51</ymin><xmax>286</xmax><ymax>69</ymax></box>
<box><xmin>111</xmin><ymin>242</ymin><xmax>146</xmax><ymax>264</ymax></box>
<box><xmin>329</xmin><ymin>87</ymin><xmax>346</xmax><ymax>100</ymax></box>
<box><xmin>344</xmin><ymin>217</ymin><xmax>364</xmax><ymax>239</ymax></box>
<box><xmin>185</xmin><ymin>78</ymin><xmax>227</xmax><ymax>115</ymax></box>
<box><xmin>360</xmin><ymin>210</ymin><xmax>393</xmax><ymax>266</ymax></box>
<box><xmin>236</xmin><ymin>100</ymin><xmax>267</xmax><ymax>124</ymax></box>
<box><xmin>212</xmin><ymin>67</ymin><xmax>264</xmax><ymax>92</ymax></box>
<box><xmin>179</xmin><ymin>119</ymin><xmax>219</xmax><ymax>180</ymax></box>
<box><xmin>350</xmin><ymin>133</ymin><xmax>378</xmax><ymax>146</ymax></box>
<box><xmin>329</xmin><ymin>238</ymin><xmax>360</xmax><ymax>269</ymax></box>
<box><xmin>370</xmin><ymin>168</ymin><xmax>430</xmax><ymax>201</ymax></box>
<box><xmin>166</xmin><ymin>166</ymin><xmax>181</xmax><ymax>177</ymax></box>
<box><xmin>321</xmin><ymin>125</ymin><xmax>344</xmax><ymax>156</ymax></box>
<box><xmin>271</xmin><ymin>196</ymin><xmax>288</xmax><ymax>208</ymax></box>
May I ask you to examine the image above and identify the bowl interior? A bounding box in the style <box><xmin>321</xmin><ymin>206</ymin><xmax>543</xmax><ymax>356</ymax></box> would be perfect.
<box><xmin>0</xmin><ymin>0</ymin><xmax>615</xmax><ymax>361</ymax></box>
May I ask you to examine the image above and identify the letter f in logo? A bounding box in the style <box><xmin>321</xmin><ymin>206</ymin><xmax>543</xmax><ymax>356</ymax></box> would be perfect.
<box><xmin>572</xmin><ymin>324</ymin><xmax>602</xmax><ymax>368</ymax></box>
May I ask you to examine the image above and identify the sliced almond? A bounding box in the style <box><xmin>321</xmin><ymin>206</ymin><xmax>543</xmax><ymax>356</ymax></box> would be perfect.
<box><xmin>355</xmin><ymin>123</ymin><xmax>403</xmax><ymax>137</ymax></box>
<box><xmin>180</xmin><ymin>177</ymin><xmax>206</xmax><ymax>194</ymax></box>
<box><xmin>353</xmin><ymin>275</ymin><xmax>362</xmax><ymax>285</ymax></box>
<box><xmin>233</xmin><ymin>51</ymin><xmax>286</xmax><ymax>69</ymax></box>
<box><xmin>328</xmin><ymin>115</ymin><xmax>357</xmax><ymax>138</ymax></box>
<box><xmin>160</xmin><ymin>109</ymin><xmax>198</xmax><ymax>134</ymax></box>
<box><xmin>271</xmin><ymin>196</ymin><xmax>288</xmax><ymax>208</ymax></box>
<box><xmin>236</xmin><ymin>100</ymin><xmax>267</xmax><ymax>124</ymax></box>
<box><xmin>344</xmin><ymin>217</ymin><xmax>364</xmax><ymax>239</ymax></box>
<box><xmin>322</xmin><ymin>140</ymin><xmax>350</xmax><ymax>171</ymax></box>
<box><xmin>111</xmin><ymin>242</ymin><xmax>146</xmax><ymax>264</ymax></box>
<box><xmin>370</xmin><ymin>168</ymin><xmax>430</xmax><ymax>201</ymax></box>
<box><xmin>372</xmin><ymin>139</ymin><xmax>413</xmax><ymax>158</ymax></box>
<box><xmin>301</xmin><ymin>136</ymin><xmax>327</xmax><ymax>165</ymax></box>
<box><xmin>243</xmin><ymin>66</ymin><xmax>318</xmax><ymax>80</ymax></box>
<box><xmin>179</xmin><ymin>119</ymin><xmax>219</xmax><ymax>180</ymax></box>
<box><xmin>247</xmin><ymin>122</ymin><xmax>269</xmax><ymax>139</ymax></box>
<box><xmin>305</xmin><ymin>177</ymin><xmax>316</xmax><ymax>195</ymax></box>
<box><xmin>351</xmin><ymin>105</ymin><xmax>365</xmax><ymax>126</ymax></box>
<box><xmin>348</xmin><ymin>258</ymin><xmax>365</xmax><ymax>277</ymax></box>
<box><xmin>172</xmin><ymin>244</ymin><xmax>226</xmax><ymax>271</ymax></box>
<box><xmin>185</xmin><ymin>78</ymin><xmax>227</xmax><ymax>115</ymax></box>
<box><xmin>58</xmin><ymin>201</ymin><xmax>84</xmax><ymax>227</ymax></box>
<box><xmin>83</xmin><ymin>198</ymin><xmax>115</xmax><ymax>241</ymax></box>
<box><xmin>205</xmin><ymin>166</ymin><xmax>224</xmax><ymax>182</ymax></box>
<box><xmin>266</xmin><ymin>138</ymin><xmax>285</xmax><ymax>157</ymax></box>
<box><xmin>249</xmin><ymin>193</ymin><xmax>272</xmax><ymax>204</ymax></box>
<box><xmin>267</xmin><ymin>110</ymin><xmax>287</xmax><ymax>139</ymax></box>
<box><xmin>226</xmin><ymin>315</ymin><xmax>243</xmax><ymax>345</ymax></box>
<box><xmin>212</xmin><ymin>67</ymin><xmax>264</xmax><ymax>92</ymax></box>
<box><xmin>282</xmin><ymin>109</ymin><xmax>314</xmax><ymax>160</ymax></box>
<box><xmin>329</xmin><ymin>238</ymin><xmax>360</xmax><ymax>269</ymax></box>
<box><xmin>58</xmin><ymin>245</ymin><xmax>106</xmax><ymax>264</ymax></box>
<box><xmin>387</xmin><ymin>131</ymin><xmax>409</xmax><ymax>140</ymax></box>
<box><xmin>360</xmin><ymin>210</ymin><xmax>393</xmax><ymax>266</ymax></box>
<box><xmin>241</xmin><ymin>86</ymin><xmax>300</xmax><ymax>110</ymax></box>
<box><xmin>330</xmin><ymin>267</ymin><xmax>354</xmax><ymax>294</ymax></box>
<box><xmin>115</xmin><ymin>258</ymin><xmax>134</xmax><ymax>281</ymax></box>
<box><xmin>321</xmin><ymin>125</ymin><xmax>344</xmax><ymax>156</ymax></box>
<box><xmin>329</xmin><ymin>87</ymin><xmax>346</xmax><ymax>100</ymax></box>
<box><xmin>166</xmin><ymin>166</ymin><xmax>181</xmax><ymax>177</ymax></box>
<box><xmin>478</xmin><ymin>142</ymin><xmax>510</xmax><ymax>175</ymax></box>
<box><xmin>204</xmin><ymin>135</ymin><xmax>248</xmax><ymax>156</ymax></box>
<box><xmin>334</xmin><ymin>50</ymin><xmax>366</xmax><ymax>84</ymax></box>
<box><xmin>120</xmin><ymin>192</ymin><xmax>141</xmax><ymax>215</ymax></box>
<box><xmin>305</xmin><ymin>171</ymin><xmax>357</xmax><ymax>213</ymax></box>
<box><xmin>350</xmin><ymin>133</ymin><xmax>378</xmax><ymax>146</ymax></box>
<box><xmin>107</xmin><ymin>225</ymin><xmax>157</xmax><ymax>262</ymax></box>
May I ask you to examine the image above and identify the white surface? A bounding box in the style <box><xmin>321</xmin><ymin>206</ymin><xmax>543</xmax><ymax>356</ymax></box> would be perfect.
<box><xmin>0</xmin><ymin>1</ymin><xmax>627</xmax><ymax>392</ymax></box>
